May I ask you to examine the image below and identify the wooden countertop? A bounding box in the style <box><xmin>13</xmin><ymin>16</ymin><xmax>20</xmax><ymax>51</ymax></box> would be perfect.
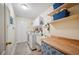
<box><xmin>41</xmin><ymin>35</ymin><xmax>79</xmax><ymax>55</ymax></box>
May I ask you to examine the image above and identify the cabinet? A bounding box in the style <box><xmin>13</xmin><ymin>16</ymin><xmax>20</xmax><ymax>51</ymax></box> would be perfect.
<box><xmin>41</xmin><ymin>41</ymin><xmax>64</xmax><ymax>55</ymax></box>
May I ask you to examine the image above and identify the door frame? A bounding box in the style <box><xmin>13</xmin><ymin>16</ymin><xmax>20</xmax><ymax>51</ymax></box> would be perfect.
<box><xmin>0</xmin><ymin>3</ymin><xmax>6</xmax><ymax>55</ymax></box>
<box><xmin>1</xmin><ymin>3</ymin><xmax>10</xmax><ymax>55</ymax></box>
<box><xmin>1</xmin><ymin>3</ymin><xmax>16</xmax><ymax>55</ymax></box>
<box><xmin>4</xmin><ymin>4</ymin><xmax>16</xmax><ymax>55</ymax></box>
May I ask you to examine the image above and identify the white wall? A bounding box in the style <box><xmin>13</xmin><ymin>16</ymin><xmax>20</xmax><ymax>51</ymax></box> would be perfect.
<box><xmin>33</xmin><ymin>7</ymin><xmax>52</xmax><ymax>27</ymax></box>
<box><xmin>16</xmin><ymin>17</ymin><xmax>32</xmax><ymax>43</ymax></box>
<box><xmin>0</xmin><ymin>4</ymin><xmax>5</xmax><ymax>54</ymax></box>
<box><xmin>33</xmin><ymin>17</ymin><xmax>40</xmax><ymax>26</ymax></box>
<box><xmin>40</xmin><ymin>9</ymin><xmax>53</xmax><ymax>24</ymax></box>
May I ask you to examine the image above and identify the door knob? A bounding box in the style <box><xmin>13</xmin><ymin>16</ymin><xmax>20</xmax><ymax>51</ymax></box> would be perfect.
<box><xmin>6</xmin><ymin>42</ymin><xmax>12</xmax><ymax>46</ymax></box>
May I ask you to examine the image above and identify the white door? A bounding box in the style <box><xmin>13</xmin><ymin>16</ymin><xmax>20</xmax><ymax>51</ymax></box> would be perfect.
<box><xmin>16</xmin><ymin>20</ymin><xmax>28</xmax><ymax>43</ymax></box>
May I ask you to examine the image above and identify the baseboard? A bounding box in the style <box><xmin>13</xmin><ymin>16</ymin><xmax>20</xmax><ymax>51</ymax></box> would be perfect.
<box><xmin>11</xmin><ymin>44</ymin><xmax>16</xmax><ymax>55</ymax></box>
<box><xmin>1</xmin><ymin>50</ymin><xmax>5</xmax><ymax>55</ymax></box>
<box><xmin>16</xmin><ymin>41</ymin><xmax>28</xmax><ymax>44</ymax></box>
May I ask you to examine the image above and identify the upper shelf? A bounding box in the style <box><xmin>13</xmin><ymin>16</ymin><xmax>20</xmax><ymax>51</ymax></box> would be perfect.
<box><xmin>49</xmin><ymin>14</ymin><xmax>79</xmax><ymax>26</ymax></box>
<box><xmin>48</xmin><ymin>3</ymin><xmax>78</xmax><ymax>16</ymax></box>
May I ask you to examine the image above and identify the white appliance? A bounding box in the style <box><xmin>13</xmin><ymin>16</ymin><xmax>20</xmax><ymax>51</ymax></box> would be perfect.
<box><xmin>27</xmin><ymin>32</ymin><xmax>36</xmax><ymax>50</ymax></box>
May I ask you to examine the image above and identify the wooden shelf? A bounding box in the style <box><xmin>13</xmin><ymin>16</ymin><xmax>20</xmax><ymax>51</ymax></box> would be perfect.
<box><xmin>48</xmin><ymin>3</ymin><xmax>78</xmax><ymax>16</ymax></box>
<box><xmin>49</xmin><ymin>14</ymin><xmax>79</xmax><ymax>25</ymax></box>
<box><xmin>41</xmin><ymin>35</ymin><xmax>79</xmax><ymax>55</ymax></box>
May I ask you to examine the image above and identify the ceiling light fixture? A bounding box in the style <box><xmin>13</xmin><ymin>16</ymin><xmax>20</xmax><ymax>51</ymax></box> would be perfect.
<box><xmin>21</xmin><ymin>4</ymin><xmax>29</xmax><ymax>10</ymax></box>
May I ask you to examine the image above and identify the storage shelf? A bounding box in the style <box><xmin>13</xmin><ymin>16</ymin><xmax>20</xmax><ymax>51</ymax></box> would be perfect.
<box><xmin>48</xmin><ymin>3</ymin><xmax>78</xmax><ymax>16</ymax></box>
<box><xmin>41</xmin><ymin>35</ymin><xmax>79</xmax><ymax>55</ymax></box>
<box><xmin>49</xmin><ymin>14</ymin><xmax>79</xmax><ymax>25</ymax></box>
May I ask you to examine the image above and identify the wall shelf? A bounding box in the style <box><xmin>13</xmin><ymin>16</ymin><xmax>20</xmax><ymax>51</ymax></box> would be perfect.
<box><xmin>48</xmin><ymin>3</ymin><xmax>78</xmax><ymax>16</ymax></box>
<box><xmin>49</xmin><ymin>14</ymin><xmax>79</xmax><ymax>25</ymax></box>
<box><xmin>41</xmin><ymin>35</ymin><xmax>79</xmax><ymax>55</ymax></box>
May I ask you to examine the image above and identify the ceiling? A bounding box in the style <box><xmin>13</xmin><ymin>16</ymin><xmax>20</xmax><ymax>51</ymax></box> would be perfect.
<box><xmin>12</xmin><ymin>3</ymin><xmax>50</xmax><ymax>19</ymax></box>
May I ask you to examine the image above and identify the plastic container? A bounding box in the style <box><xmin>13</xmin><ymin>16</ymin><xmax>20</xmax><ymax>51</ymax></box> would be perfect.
<box><xmin>53</xmin><ymin>9</ymin><xmax>70</xmax><ymax>20</ymax></box>
<box><xmin>53</xmin><ymin>3</ymin><xmax>64</xmax><ymax>9</ymax></box>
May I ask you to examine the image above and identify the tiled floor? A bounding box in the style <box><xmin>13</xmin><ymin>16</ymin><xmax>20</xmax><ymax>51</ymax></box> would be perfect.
<box><xmin>14</xmin><ymin>42</ymin><xmax>42</xmax><ymax>55</ymax></box>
